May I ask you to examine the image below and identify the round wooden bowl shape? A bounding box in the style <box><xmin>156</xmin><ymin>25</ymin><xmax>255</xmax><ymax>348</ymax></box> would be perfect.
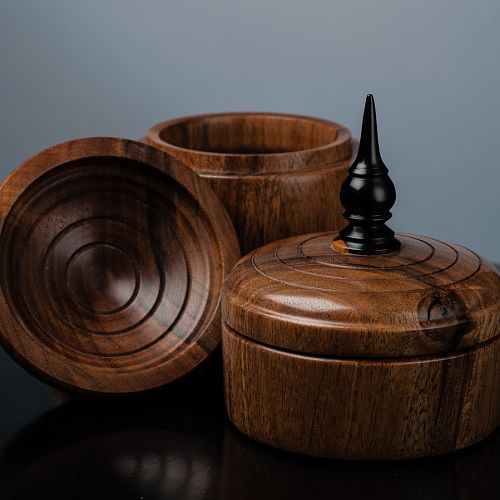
<box><xmin>146</xmin><ymin>113</ymin><xmax>356</xmax><ymax>255</ymax></box>
<box><xmin>222</xmin><ymin>232</ymin><xmax>500</xmax><ymax>460</ymax></box>
<box><xmin>0</xmin><ymin>138</ymin><xmax>240</xmax><ymax>395</ymax></box>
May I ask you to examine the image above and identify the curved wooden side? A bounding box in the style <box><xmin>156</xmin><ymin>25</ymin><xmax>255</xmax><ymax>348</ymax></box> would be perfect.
<box><xmin>223</xmin><ymin>324</ymin><xmax>500</xmax><ymax>460</ymax></box>
<box><xmin>145</xmin><ymin>113</ymin><xmax>355</xmax><ymax>254</ymax></box>
<box><xmin>203</xmin><ymin>163</ymin><xmax>349</xmax><ymax>254</ymax></box>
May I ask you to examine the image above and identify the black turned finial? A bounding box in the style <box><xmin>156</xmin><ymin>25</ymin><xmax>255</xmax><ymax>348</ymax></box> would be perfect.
<box><xmin>336</xmin><ymin>95</ymin><xmax>400</xmax><ymax>254</ymax></box>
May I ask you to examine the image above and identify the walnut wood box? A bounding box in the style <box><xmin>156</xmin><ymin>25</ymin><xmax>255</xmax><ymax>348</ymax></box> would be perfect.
<box><xmin>222</xmin><ymin>232</ymin><xmax>500</xmax><ymax>460</ymax></box>
<box><xmin>222</xmin><ymin>96</ymin><xmax>500</xmax><ymax>460</ymax></box>
<box><xmin>146</xmin><ymin>113</ymin><xmax>356</xmax><ymax>254</ymax></box>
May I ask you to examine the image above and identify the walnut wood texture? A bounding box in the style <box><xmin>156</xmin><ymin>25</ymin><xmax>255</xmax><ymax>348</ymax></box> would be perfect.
<box><xmin>223</xmin><ymin>232</ymin><xmax>500</xmax><ymax>357</ymax></box>
<box><xmin>223</xmin><ymin>324</ymin><xmax>499</xmax><ymax>460</ymax></box>
<box><xmin>222</xmin><ymin>231</ymin><xmax>500</xmax><ymax>459</ymax></box>
<box><xmin>146</xmin><ymin>113</ymin><xmax>356</xmax><ymax>254</ymax></box>
<box><xmin>0</xmin><ymin>137</ymin><xmax>240</xmax><ymax>395</ymax></box>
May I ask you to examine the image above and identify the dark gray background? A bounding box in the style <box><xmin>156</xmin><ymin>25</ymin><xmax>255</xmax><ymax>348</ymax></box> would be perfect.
<box><xmin>1</xmin><ymin>0</ymin><xmax>499</xmax><ymax>261</ymax></box>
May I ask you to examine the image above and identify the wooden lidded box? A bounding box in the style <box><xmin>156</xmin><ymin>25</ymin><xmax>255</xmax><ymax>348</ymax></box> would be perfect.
<box><xmin>146</xmin><ymin>113</ymin><xmax>356</xmax><ymax>254</ymax></box>
<box><xmin>0</xmin><ymin>137</ymin><xmax>240</xmax><ymax>395</ymax></box>
<box><xmin>222</xmin><ymin>96</ymin><xmax>500</xmax><ymax>460</ymax></box>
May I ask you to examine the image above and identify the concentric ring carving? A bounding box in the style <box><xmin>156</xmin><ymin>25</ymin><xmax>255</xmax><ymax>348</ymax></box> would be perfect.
<box><xmin>223</xmin><ymin>230</ymin><xmax>500</xmax><ymax>358</ymax></box>
<box><xmin>250</xmin><ymin>233</ymin><xmax>482</xmax><ymax>294</ymax></box>
<box><xmin>0</xmin><ymin>157</ymin><xmax>221</xmax><ymax>371</ymax></box>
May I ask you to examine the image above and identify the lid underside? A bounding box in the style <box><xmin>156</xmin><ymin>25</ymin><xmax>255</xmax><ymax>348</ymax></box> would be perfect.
<box><xmin>222</xmin><ymin>232</ymin><xmax>500</xmax><ymax>358</ymax></box>
<box><xmin>0</xmin><ymin>138</ymin><xmax>240</xmax><ymax>394</ymax></box>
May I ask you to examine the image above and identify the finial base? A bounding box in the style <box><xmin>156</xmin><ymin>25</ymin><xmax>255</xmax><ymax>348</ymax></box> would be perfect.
<box><xmin>336</xmin><ymin>221</ymin><xmax>401</xmax><ymax>255</ymax></box>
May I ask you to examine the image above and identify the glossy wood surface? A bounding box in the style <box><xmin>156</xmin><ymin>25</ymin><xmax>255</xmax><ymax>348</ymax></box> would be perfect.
<box><xmin>223</xmin><ymin>232</ymin><xmax>500</xmax><ymax>357</ymax></box>
<box><xmin>146</xmin><ymin>113</ymin><xmax>356</xmax><ymax>254</ymax></box>
<box><xmin>0</xmin><ymin>137</ymin><xmax>240</xmax><ymax>395</ymax></box>
<box><xmin>224</xmin><ymin>324</ymin><xmax>499</xmax><ymax>460</ymax></box>
<box><xmin>1</xmin><ymin>355</ymin><xmax>499</xmax><ymax>500</ymax></box>
<box><xmin>222</xmin><ymin>230</ymin><xmax>500</xmax><ymax>459</ymax></box>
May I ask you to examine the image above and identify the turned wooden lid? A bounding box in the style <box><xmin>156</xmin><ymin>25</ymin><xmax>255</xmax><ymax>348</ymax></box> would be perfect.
<box><xmin>222</xmin><ymin>231</ymin><xmax>500</xmax><ymax>357</ymax></box>
<box><xmin>0</xmin><ymin>137</ymin><xmax>240</xmax><ymax>394</ymax></box>
<box><xmin>222</xmin><ymin>96</ymin><xmax>500</xmax><ymax>358</ymax></box>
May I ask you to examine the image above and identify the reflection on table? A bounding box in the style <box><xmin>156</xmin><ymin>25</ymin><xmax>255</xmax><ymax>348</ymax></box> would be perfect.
<box><xmin>0</xmin><ymin>375</ymin><xmax>498</xmax><ymax>500</ymax></box>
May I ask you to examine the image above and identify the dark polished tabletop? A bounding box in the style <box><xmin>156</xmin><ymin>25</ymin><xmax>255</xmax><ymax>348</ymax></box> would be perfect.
<box><xmin>0</xmin><ymin>348</ymin><xmax>498</xmax><ymax>500</ymax></box>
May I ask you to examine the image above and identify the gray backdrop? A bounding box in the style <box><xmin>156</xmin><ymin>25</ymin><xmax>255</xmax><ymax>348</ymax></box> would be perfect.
<box><xmin>1</xmin><ymin>0</ymin><xmax>499</xmax><ymax>261</ymax></box>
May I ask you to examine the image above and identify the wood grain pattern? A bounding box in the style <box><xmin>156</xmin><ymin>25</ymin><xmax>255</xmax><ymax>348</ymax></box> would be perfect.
<box><xmin>224</xmin><ymin>324</ymin><xmax>499</xmax><ymax>460</ymax></box>
<box><xmin>0</xmin><ymin>137</ymin><xmax>240</xmax><ymax>395</ymax></box>
<box><xmin>222</xmin><ymin>231</ymin><xmax>500</xmax><ymax>459</ymax></box>
<box><xmin>146</xmin><ymin>113</ymin><xmax>356</xmax><ymax>254</ymax></box>
<box><xmin>223</xmin><ymin>232</ymin><xmax>500</xmax><ymax>357</ymax></box>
